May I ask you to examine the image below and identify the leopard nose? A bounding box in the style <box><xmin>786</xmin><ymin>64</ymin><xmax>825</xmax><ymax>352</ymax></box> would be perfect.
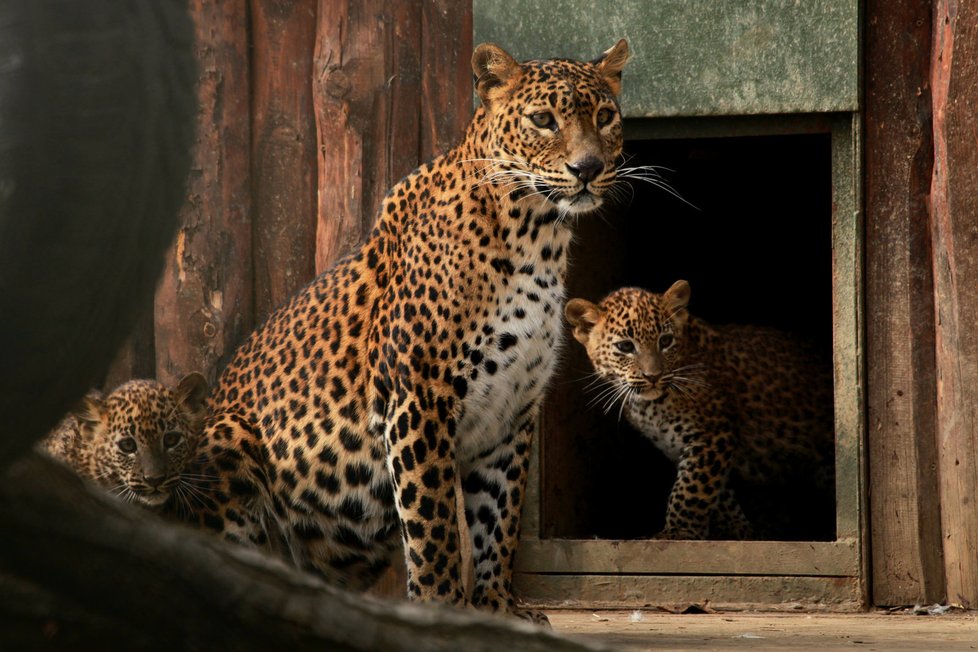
<box><xmin>566</xmin><ymin>157</ymin><xmax>604</xmax><ymax>183</ymax></box>
<box><xmin>145</xmin><ymin>475</ymin><xmax>166</xmax><ymax>489</ymax></box>
<box><xmin>643</xmin><ymin>371</ymin><xmax>661</xmax><ymax>383</ymax></box>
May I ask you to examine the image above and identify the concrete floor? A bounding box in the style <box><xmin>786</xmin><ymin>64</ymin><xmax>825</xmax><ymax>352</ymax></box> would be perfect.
<box><xmin>549</xmin><ymin>610</ymin><xmax>978</xmax><ymax>651</ymax></box>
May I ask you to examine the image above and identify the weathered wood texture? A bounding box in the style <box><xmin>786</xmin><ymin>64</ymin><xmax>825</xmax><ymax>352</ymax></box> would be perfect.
<box><xmin>153</xmin><ymin>0</ymin><xmax>254</xmax><ymax>388</ymax></box>
<box><xmin>251</xmin><ymin>0</ymin><xmax>318</xmax><ymax>318</ymax></box>
<box><xmin>930</xmin><ymin>0</ymin><xmax>978</xmax><ymax>610</ymax></box>
<box><xmin>314</xmin><ymin>0</ymin><xmax>473</xmax><ymax>273</ymax></box>
<box><xmin>864</xmin><ymin>0</ymin><xmax>944</xmax><ymax>606</ymax></box>
<box><xmin>517</xmin><ymin>539</ymin><xmax>858</xmax><ymax>577</ymax></box>
<box><xmin>516</xmin><ymin>574</ymin><xmax>862</xmax><ymax>611</ymax></box>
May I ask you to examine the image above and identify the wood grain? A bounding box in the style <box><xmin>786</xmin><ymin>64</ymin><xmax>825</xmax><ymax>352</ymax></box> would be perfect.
<box><xmin>153</xmin><ymin>0</ymin><xmax>254</xmax><ymax>388</ymax></box>
<box><xmin>930</xmin><ymin>0</ymin><xmax>978</xmax><ymax>609</ymax></box>
<box><xmin>251</xmin><ymin>0</ymin><xmax>318</xmax><ymax>319</ymax></box>
<box><xmin>864</xmin><ymin>0</ymin><xmax>944</xmax><ymax>606</ymax></box>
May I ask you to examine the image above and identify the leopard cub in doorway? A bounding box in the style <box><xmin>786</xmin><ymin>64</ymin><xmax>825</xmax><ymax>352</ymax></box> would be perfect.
<box><xmin>566</xmin><ymin>280</ymin><xmax>834</xmax><ymax>540</ymax></box>
<box><xmin>42</xmin><ymin>373</ymin><xmax>209</xmax><ymax>508</ymax></box>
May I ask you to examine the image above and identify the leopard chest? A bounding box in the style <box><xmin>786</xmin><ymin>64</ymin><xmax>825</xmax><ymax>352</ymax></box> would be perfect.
<box><xmin>625</xmin><ymin>395</ymin><xmax>694</xmax><ymax>464</ymax></box>
<box><xmin>453</xmin><ymin>256</ymin><xmax>567</xmax><ymax>463</ymax></box>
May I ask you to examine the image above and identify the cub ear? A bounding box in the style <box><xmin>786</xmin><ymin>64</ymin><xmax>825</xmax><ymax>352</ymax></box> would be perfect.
<box><xmin>71</xmin><ymin>391</ymin><xmax>105</xmax><ymax>431</ymax></box>
<box><xmin>662</xmin><ymin>280</ymin><xmax>691</xmax><ymax>328</ymax></box>
<box><xmin>565</xmin><ymin>298</ymin><xmax>603</xmax><ymax>345</ymax></box>
<box><xmin>174</xmin><ymin>372</ymin><xmax>209</xmax><ymax>427</ymax></box>
<box><xmin>594</xmin><ymin>39</ymin><xmax>630</xmax><ymax>96</ymax></box>
<box><xmin>472</xmin><ymin>43</ymin><xmax>521</xmax><ymax>106</ymax></box>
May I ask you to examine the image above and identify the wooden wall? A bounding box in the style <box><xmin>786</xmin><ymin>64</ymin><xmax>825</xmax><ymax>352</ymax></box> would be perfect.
<box><xmin>105</xmin><ymin>0</ymin><xmax>473</xmax><ymax>390</ymax></box>
<box><xmin>866</xmin><ymin>0</ymin><xmax>978</xmax><ymax>608</ymax></box>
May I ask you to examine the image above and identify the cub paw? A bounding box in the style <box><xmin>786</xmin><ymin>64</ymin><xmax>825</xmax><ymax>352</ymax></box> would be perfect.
<box><xmin>653</xmin><ymin>527</ymin><xmax>705</xmax><ymax>541</ymax></box>
<box><xmin>512</xmin><ymin>606</ymin><xmax>551</xmax><ymax>628</ymax></box>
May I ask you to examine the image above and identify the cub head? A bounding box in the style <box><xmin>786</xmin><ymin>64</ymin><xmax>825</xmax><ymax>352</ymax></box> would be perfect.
<box><xmin>471</xmin><ymin>39</ymin><xmax>629</xmax><ymax>216</ymax></box>
<box><xmin>565</xmin><ymin>281</ymin><xmax>691</xmax><ymax>402</ymax></box>
<box><xmin>72</xmin><ymin>373</ymin><xmax>209</xmax><ymax>507</ymax></box>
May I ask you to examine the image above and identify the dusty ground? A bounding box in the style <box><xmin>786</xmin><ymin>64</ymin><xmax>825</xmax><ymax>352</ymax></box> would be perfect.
<box><xmin>549</xmin><ymin>609</ymin><xmax>978</xmax><ymax>651</ymax></box>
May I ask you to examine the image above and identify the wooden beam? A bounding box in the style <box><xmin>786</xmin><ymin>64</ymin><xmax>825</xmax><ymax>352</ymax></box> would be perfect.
<box><xmin>516</xmin><ymin>539</ymin><xmax>858</xmax><ymax>577</ymax></box>
<box><xmin>515</xmin><ymin>574</ymin><xmax>862</xmax><ymax>611</ymax></box>
<box><xmin>251</xmin><ymin>0</ymin><xmax>318</xmax><ymax>319</ymax></box>
<box><xmin>863</xmin><ymin>0</ymin><xmax>944</xmax><ymax>606</ymax></box>
<box><xmin>154</xmin><ymin>0</ymin><xmax>254</xmax><ymax>387</ymax></box>
<box><xmin>930</xmin><ymin>0</ymin><xmax>978</xmax><ymax>610</ymax></box>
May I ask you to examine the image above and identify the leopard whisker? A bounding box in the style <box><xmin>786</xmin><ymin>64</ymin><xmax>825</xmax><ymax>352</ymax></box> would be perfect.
<box><xmin>586</xmin><ymin>381</ymin><xmax>623</xmax><ymax>410</ymax></box>
<box><xmin>617</xmin><ymin>166</ymin><xmax>698</xmax><ymax>210</ymax></box>
<box><xmin>601</xmin><ymin>382</ymin><xmax>633</xmax><ymax>415</ymax></box>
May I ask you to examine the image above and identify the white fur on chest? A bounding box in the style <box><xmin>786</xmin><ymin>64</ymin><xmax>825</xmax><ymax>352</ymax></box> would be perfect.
<box><xmin>455</xmin><ymin>263</ymin><xmax>566</xmax><ymax>463</ymax></box>
<box><xmin>626</xmin><ymin>396</ymin><xmax>686</xmax><ymax>464</ymax></box>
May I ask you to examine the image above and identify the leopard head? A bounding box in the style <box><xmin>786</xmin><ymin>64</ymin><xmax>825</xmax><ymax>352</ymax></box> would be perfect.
<box><xmin>566</xmin><ymin>281</ymin><xmax>692</xmax><ymax>403</ymax></box>
<box><xmin>471</xmin><ymin>39</ymin><xmax>629</xmax><ymax>217</ymax></box>
<box><xmin>72</xmin><ymin>373</ymin><xmax>209</xmax><ymax>506</ymax></box>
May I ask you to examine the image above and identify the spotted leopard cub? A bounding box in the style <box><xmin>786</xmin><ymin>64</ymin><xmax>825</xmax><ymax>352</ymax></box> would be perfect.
<box><xmin>42</xmin><ymin>373</ymin><xmax>209</xmax><ymax>508</ymax></box>
<box><xmin>566</xmin><ymin>281</ymin><xmax>834</xmax><ymax>540</ymax></box>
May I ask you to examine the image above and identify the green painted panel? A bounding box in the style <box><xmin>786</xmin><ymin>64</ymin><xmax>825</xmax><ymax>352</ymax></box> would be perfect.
<box><xmin>473</xmin><ymin>0</ymin><xmax>859</xmax><ymax>117</ymax></box>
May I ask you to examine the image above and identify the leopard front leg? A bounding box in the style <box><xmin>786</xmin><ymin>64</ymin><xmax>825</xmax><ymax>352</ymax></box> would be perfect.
<box><xmin>656</xmin><ymin>428</ymin><xmax>738</xmax><ymax>541</ymax></box>
<box><xmin>461</xmin><ymin>406</ymin><xmax>548</xmax><ymax>626</ymax></box>
<box><xmin>384</xmin><ymin>392</ymin><xmax>466</xmax><ymax>605</ymax></box>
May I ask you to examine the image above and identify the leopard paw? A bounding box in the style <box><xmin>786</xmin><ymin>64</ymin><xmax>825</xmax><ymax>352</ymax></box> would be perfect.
<box><xmin>512</xmin><ymin>606</ymin><xmax>551</xmax><ymax>628</ymax></box>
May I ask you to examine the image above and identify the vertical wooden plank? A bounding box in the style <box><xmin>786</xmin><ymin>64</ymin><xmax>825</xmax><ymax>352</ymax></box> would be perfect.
<box><xmin>864</xmin><ymin>0</ymin><xmax>944</xmax><ymax>606</ymax></box>
<box><xmin>420</xmin><ymin>0</ymin><xmax>473</xmax><ymax>160</ymax></box>
<box><xmin>313</xmin><ymin>0</ymin><xmax>423</xmax><ymax>274</ymax></box>
<box><xmin>251</xmin><ymin>0</ymin><xmax>318</xmax><ymax>318</ymax></box>
<box><xmin>930</xmin><ymin>0</ymin><xmax>978</xmax><ymax>609</ymax></box>
<box><xmin>154</xmin><ymin>0</ymin><xmax>253</xmax><ymax>388</ymax></box>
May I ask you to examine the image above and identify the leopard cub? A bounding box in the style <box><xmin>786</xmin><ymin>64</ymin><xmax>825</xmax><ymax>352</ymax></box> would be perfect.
<box><xmin>42</xmin><ymin>373</ymin><xmax>209</xmax><ymax>508</ymax></box>
<box><xmin>566</xmin><ymin>280</ymin><xmax>834</xmax><ymax>540</ymax></box>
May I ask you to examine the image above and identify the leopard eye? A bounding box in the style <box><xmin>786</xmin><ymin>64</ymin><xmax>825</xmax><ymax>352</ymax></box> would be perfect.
<box><xmin>659</xmin><ymin>333</ymin><xmax>675</xmax><ymax>350</ymax></box>
<box><xmin>529</xmin><ymin>111</ymin><xmax>557</xmax><ymax>131</ymax></box>
<box><xmin>117</xmin><ymin>437</ymin><xmax>137</xmax><ymax>454</ymax></box>
<box><xmin>162</xmin><ymin>431</ymin><xmax>183</xmax><ymax>448</ymax></box>
<box><xmin>614</xmin><ymin>340</ymin><xmax>635</xmax><ymax>354</ymax></box>
<box><xmin>596</xmin><ymin>107</ymin><xmax>616</xmax><ymax>128</ymax></box>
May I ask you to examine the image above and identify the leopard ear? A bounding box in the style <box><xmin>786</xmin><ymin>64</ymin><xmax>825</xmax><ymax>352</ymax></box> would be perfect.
<box><xmin>174</xmin><ymin>372</ymin><xmax>209</xmax><ymax>428</ymax></box>
<box><xmin>565</xmin><ymin>298</ymin><xmax>602</xmax><ymax>345</ymax></box>
<box><xmin>594</xmin><ymin>39</ymin><xmax>629</xmax><ymax>96</ymax></box>
<box><xmin>472</xmin><ymin>43</ymin><xmax>521</xmax><ymax>107</ymax></box>
<box><xmin>662</xmin><ymin>280</ymin><xmax>691</xmax><ymax>328</ymax></box>
<box><xmin>71</xmin><ymin>391</ymin><xmax>105</xmax><ymax>433</ymax></box>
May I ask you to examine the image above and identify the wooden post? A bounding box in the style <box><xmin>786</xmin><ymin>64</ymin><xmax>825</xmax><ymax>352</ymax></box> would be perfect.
<box><xmin>154</xmin><ymin>0</ymin><xmax>254</xmax><ymax>388</ymax></box>
<box><xmin>930</xmin><ymin>0</ymin><xmax>978</xmax><ymax>609</ymax></box>
<box><xmin>864</xmin><ymin>0</ymin><xmax>944</xmax><ymax>605</ymax></box>
<box><xmin>251</xmin><ymin>0</ymin><xmax>318</xmax><ymax>319</ymax></box>
<box><xmin>314</xmin><ymin>0</ymin><xmax>419</xmax><ymax>273</ymax></box>
<box><xmin>313</xmin><ymin>0</ymin><xmax>473</xmax><ymax>273</ymax></box>
<box><xmin>419</xmin><ymin>0</ymin><xmax>474</xmax><ymax>161</ymax></box>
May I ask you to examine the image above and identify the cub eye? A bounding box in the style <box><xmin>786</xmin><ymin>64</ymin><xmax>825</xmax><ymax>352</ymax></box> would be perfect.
<box><xmin>596</xmin><ymin>107</ymin><xmax>616</xmax><ymax>127</ymax></box>
<box><xmin>117</xmin><ymin>437</ymin><xmax>137</xmax><ymax>454</ymax></box>
<box><xmin>162</xmin><ymin>431</ymin><xmax>183</xmax><ymax>448</ymax></box>
<box><xmin>529</xmin><ymin>111</ymin><xmax>557</xmax><ymax>131</ymax></box>
<box><xmin>614</xmin><ymin>340</ymin><xmax>635</xmax><ymax>354</ymax></box>
<box><xmin>659</xmin><ymin>333</ymin><xmax>675</xmax><ymax>350</ymax></box>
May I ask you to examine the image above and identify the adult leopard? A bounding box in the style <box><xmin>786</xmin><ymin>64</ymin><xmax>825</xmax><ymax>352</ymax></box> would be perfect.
<box><xmin>191</xmin><ymin>40</ymin><xmax>630</xmax><ymax>623</ymax></box>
